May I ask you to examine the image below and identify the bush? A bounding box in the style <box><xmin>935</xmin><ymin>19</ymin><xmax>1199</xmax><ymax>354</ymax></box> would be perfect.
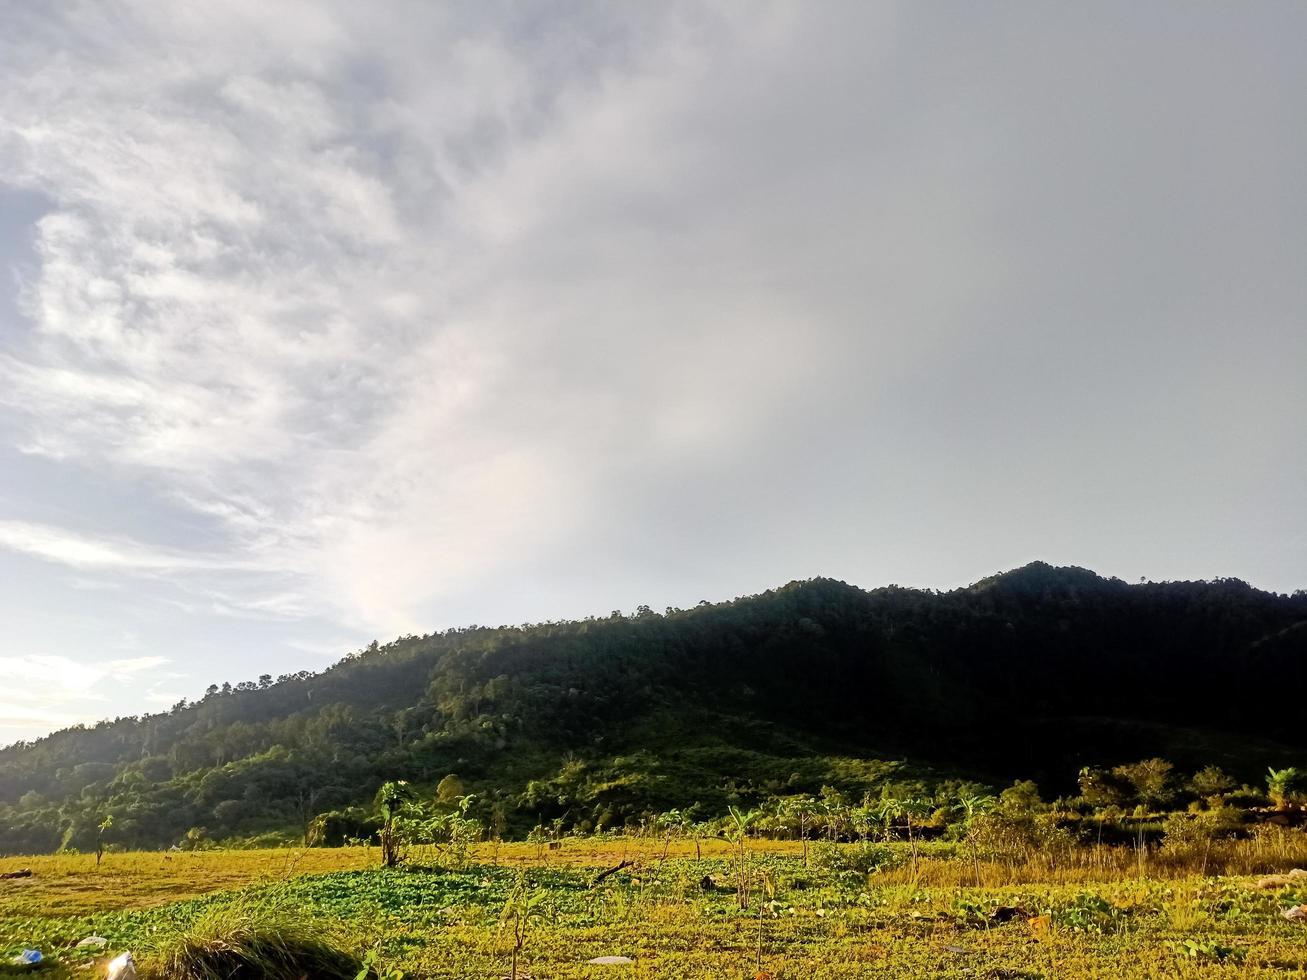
<box><xmin>810</xmin><ymin>841</ymin><xmax>896</xmax><ymax>875</ymax></box>
<box><xmin>145</xmin><ymin>906</ymin><xmax>364</xmax><ymax>980</ymax></box>
<box><xmin>1161</xmin><ymin>808</ymin><xmax>1241</xmax><ymax>858</ymax></box>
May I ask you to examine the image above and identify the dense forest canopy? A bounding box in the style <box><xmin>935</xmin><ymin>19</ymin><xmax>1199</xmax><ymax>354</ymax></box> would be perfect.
<box><xmin>2</xmin><ymin>562</ymin><xmax>1305</xmax><ymax>853</ymax></box>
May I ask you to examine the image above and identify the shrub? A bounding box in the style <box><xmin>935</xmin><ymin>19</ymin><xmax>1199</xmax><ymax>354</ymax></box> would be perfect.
<box><xmin>1161</xmin><ymin>807</ymin><xmax>1241</xmax><ymax>867</ymax></box>
<box><xmin>144</xmin><ymin>906</ymin><xmax>364</xmax><ymax>980</ymax></box>
<box><xmin>809</xmin><ymin>841</ymin><xmax>896</xmax><ymax>875</ymax></box>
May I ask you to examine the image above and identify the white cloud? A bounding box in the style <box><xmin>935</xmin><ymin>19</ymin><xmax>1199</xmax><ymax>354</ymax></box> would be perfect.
<box><xmin>0</xmin><ymin>520</ymin><xmax>241</xmax><ymax>572</ymax></box>
<box><xmin>0</xmin><ymin>653</ymin><xmax>181</xmax><ymax>736</ymax></box>
<box><xmin>0</xmin><ymin>0</ymin><xmax>1303</xmax><ymax>724</ymax></box>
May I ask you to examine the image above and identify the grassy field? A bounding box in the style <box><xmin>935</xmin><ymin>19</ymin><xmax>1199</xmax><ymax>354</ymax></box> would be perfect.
<box><xmin>4</xmin><ymin>841</ymin><xmax>1307</xmax><ymax>978</ymax></box>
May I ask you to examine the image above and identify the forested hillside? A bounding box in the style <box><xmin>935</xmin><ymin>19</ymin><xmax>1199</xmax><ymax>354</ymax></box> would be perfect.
<box><xmin>2</xmin><ymin>563</ymin><xmax>1305</xmax><ymax>853</ymax></box>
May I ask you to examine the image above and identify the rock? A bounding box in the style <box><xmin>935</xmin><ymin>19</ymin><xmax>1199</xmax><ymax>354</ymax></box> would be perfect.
<box><xmin>1283</xmin><ymin>905</ymin><xmax>1307</xmax><ymax>921</ymax></box>
<box><xmin>105</xmin><ymin>952</ymin><xmax>137</xmax><ymax>980</ymax></box>
<box><xmin>75</xmin><ymin>937</ymin><xmax>109</xmax><ymax>949</ymax></box>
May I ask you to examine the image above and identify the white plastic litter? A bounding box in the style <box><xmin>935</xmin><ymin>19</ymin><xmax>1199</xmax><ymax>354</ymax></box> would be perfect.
<box><xmin>75</xmin><ymin>936</ymin><xmax>109</xmax><ymax>949</ymax></box>
<box><xmin>1283</xmin><ymin>905</ymin><xmax>1307</xmax><ymax>921</ymax></box>
<box><xmin>106</xmin><ymin>951</ymin><xmax>138</xmax><ymax>980</ymax></box>
<box><xmin>586</xmin><ymin>956</ymin><xmax>635</xmax><ymax>964</ymax></box>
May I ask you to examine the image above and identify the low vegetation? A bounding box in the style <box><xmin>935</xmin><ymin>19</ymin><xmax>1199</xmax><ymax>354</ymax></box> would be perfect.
<box><xmin>6</xmin><ymin>832</ymin><xmax>1307</xmax><ymax>978</ymax></box>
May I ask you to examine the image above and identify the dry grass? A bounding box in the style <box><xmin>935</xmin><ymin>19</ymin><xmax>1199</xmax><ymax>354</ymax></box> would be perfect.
<box><xmin>0</xmin><ymin>839</ymin><xmax>784</xmax><ymax>917</ymax></box>
<box><xmin>0</xmin><ymin>848</ymin><xmax>365</xmax><ymax>917</ymax></box>
<box><xmin>874</xmin><ymin>830</ymin><xmax>1307</xmax><ymax>888</ymax></box>
<box><xmin>4</xmin><ymin>829</ymin><xmax>1306</xmax><ymax>920</ymax></box>
<box><xmin>142</xmin><ymin>904</ymin><xmax>362</xmax><ymax>980</ymax></box>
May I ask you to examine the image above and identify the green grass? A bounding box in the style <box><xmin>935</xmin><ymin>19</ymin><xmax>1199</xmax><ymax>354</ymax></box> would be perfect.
<box><xmin>5</xmin><ymin>844</ymin><xmax>1307</xmax><ymax>978</ymax></box>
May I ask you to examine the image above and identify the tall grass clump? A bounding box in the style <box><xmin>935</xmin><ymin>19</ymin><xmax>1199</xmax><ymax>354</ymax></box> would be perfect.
<box><xmin>144</xmin><ymin>905</ymin><xmax>364</xmax><ymax>980</ymax></box>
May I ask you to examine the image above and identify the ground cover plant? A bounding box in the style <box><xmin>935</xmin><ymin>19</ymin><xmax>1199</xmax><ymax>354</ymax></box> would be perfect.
<box><xmin>7</xmin><ymin>830</ymin><xmax>1307</xmax><ymax>979</ymax></box>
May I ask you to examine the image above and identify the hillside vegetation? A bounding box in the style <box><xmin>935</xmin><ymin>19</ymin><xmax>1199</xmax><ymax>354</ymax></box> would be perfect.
<box><xmin>2</xmin><ymin>562</ymin><xmax>1305</xmax><ymax>853</ymax></box>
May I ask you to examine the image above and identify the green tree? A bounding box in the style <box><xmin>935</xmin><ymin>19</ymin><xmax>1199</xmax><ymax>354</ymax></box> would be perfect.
<box><xmin>376</xmin><ymin>780</ymin><xmax>411</xmax><ymax>868</ymax></box>
<box><xmin>1111</xmin><ymin>759</ymin><xmax>1175</xmax><ymax>810</ymax></box>
<box><xmin>1266</xmin><ymin>767</ymin><xmax>1302</xmax><ymax>811</ymax></box>
<box><xmin>1187</xmin><ymin>766</ymin><xmax>1236</xmax><ymax>806</ymax></box>
<box><xmin>436</xmin><ymin>774</ymin><xmax>465</xmax><ymax>804</ymax></box>
<box><xmin>1077</xmin><ymin>767</ymin><xmax>1125</xmax><ymax>810</ymax></box>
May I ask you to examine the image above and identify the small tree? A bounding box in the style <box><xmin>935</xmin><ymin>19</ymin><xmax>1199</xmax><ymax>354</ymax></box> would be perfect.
<box><xmin>655</xmin><ymin>809</ymin><xmax>690</xmax><ymax>863</ymax></box>
<box><xmin>880</xmin><ymin>794</ymin><xmax>928</xmax><ymax>877</ymax></box>
<box><xmin>781</xmin><ymin>796</ymin><xmax>817</xmax><ymax>865</ymax></box>
<box><xmin>690</xmin><ymin>819</ymin><xmax>713</xmax><ymax>861</ymax></box>
<box><xmin>376</xmin><ymin>780</ymin><xmax>411</xmax><ymax>868</ymax></box>
<box><xmin>499</xmin><ymin>872</ymin><xmax>546</xmax><ymax>980</ymax></box>
<box><xmin>1266</xmin><ymin>767</ymin><xmax>1302</xmax><ymax>811</ymax></box>
<box><xmin>1187</xmin><ymin>766</ymin><xmax>1236</xmax><ymax>807</ymax></box>
<box><xmin>426</xmin><ymin>793</ymin><xmax>482</xmax><ymax>868</ymax></box>
<box><xmin>725</xmin><ymin>806</ymin><xmax>758</xmax><ymax>909</ymax></box>
<box><xmin>96</xmin><ymin>814</ymin><xmax>113</xmax><ymax>868</ymax></box>
<box><xmin>817</xmin><ymin>786</ymin><xmax>849</xmax><ymax>842</ymax></box>
<box><xmin>850</xmin><ymin>797</ymin><xmax>878</xmax><ymax>848</ymax></box>
<box><xmin>1112</xmin><ymin>759</ymin><xmax>1176</xmax><ymax>810</ymax></box>
<box><xmin>955</xmin><ymin>793</ymin><xmax>994</xmax><ymax>888</ymax></box>
<box><xmin>1077</xmin><ymin>767</ymin><xmax>1126</xmax><ymax>810</ymax></box>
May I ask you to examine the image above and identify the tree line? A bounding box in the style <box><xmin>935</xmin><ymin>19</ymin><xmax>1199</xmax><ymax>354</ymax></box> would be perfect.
<box><xmin>2</xmin><ymin>563</ymin><xmax>1305</xmax><ymax>854</ymax></box>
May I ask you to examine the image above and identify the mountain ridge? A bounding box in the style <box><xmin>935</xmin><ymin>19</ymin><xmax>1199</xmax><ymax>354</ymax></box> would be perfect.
<box><xmin>2</xmin><ymin>562</ymin><xmax>1305</xmax><ymax>852</ymax></box>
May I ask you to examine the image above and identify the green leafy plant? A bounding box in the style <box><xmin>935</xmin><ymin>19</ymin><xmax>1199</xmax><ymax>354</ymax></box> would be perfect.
<box><xmin>355</xmin><ymin>946</ymin><xmax>404</xmax><ymax>980</ymax></box>
<box><xmin>1052</xmin><ymin>892</ymin><xmax>1128</xmax><ymax>935</ymax></box>
<box><xmin>1168</xmin><ymin>938</ymin><xmax>1246</xmax><ymax>963</ymax></box>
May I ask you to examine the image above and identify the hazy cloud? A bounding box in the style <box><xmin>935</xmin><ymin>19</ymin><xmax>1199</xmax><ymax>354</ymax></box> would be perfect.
<box><xmin>1</xmin><ymin>1</ymin><xmax>1304</xmax><ymax>743</ymax></box>
<box><xmin>0</xmin><ymin>519</ymin><xmax>242</xmax><ymax>572</ymax></box>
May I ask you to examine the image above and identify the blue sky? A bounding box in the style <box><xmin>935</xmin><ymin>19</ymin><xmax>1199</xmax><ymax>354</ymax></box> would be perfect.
<box><xmin>1</xmin><ymin>1</ymin><xmax>1305</xmax><ymax>744</ymax></box>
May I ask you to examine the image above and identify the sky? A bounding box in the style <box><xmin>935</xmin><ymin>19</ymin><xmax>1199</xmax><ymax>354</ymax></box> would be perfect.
<box><xmin>0</xmin><ymin>2</ymin><xmax>1304</xmax><ymax>746</ymax></box>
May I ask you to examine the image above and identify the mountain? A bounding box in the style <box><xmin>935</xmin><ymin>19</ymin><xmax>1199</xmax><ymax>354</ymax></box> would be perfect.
<box><xmin>2</xmin><ymin>563</ymin><xmax>1305</xmax><ymax>852</ymax></box>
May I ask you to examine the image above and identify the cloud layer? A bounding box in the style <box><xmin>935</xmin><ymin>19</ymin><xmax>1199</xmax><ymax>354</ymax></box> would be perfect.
<box><xmin>1</xmin><ymin>2</ymin><xmax>1305</xmax><ymax>742</ymax></box>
